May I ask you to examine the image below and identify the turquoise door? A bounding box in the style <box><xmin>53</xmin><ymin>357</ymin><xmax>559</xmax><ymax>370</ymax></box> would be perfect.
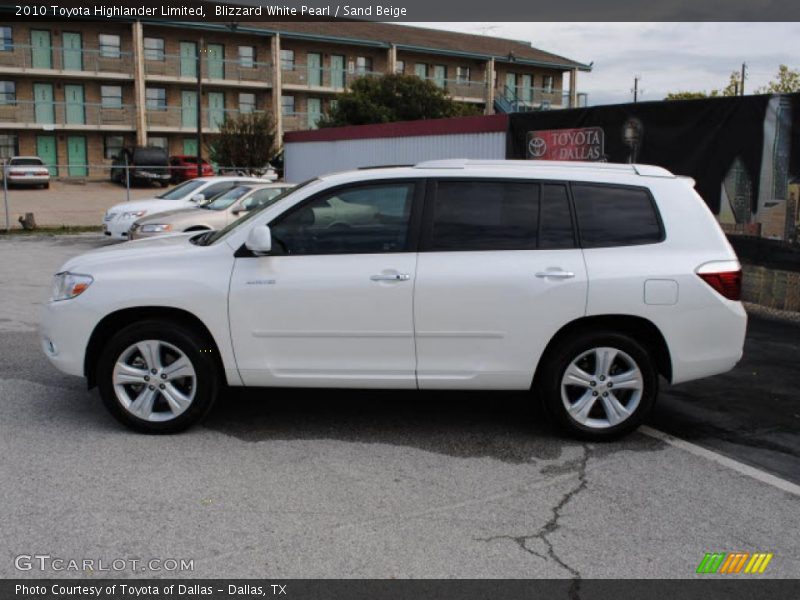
<box><xmin>181</xmin><ymin>91</ymin><xmax>197</xmax><ymax>128</ymax></box>
<box><xmin>207</xmin><ymin>92</ymin><xmax>225</xmax><ymax>130</ymax></box>
<box><xmin>183</xmin><ymin>138</ymin><xmax>198</xmax><ymax>156</ymax></box>
<box><xmin>330</xmin><ymin>55</ymin><xmax>345</xmax><ymax>88</ymax></box>
<box><xmin>206</xmin><ymin>43</ymin><xmax>224</xmax><ymax>79</ymax></box>
<box><xmin>180</xmin><ymin>42</ymin><xmax>197</xmax><ymax>78</ymax></box>
<box><xmin>67</xmin><ymin>136</ymin><xmax>87</xmax><ymax>176</ymax></box>
<box><xmin>433</xmin><ymin>65</ymin><xmax>446</xmax><ymax>88</ymax></box>
<box><xmin>307</xmin><ymin>53</ymin><xmax>322</xmax><ymax>87</ymax></box>
<box><xmin>31</xmin><ymin>30</ymin><xmax>52</xmax><ymax>69</ymax></box>
<box><xmin>307</xmin><ymin>98</ymin><xmax>321</xmax><ymax>129</ymax></box>
<box><xmin>65</xmin><ymin>85</ymin><xmax>85</xmax><ymax>124</ymax></box>
<box><xmin>33</xmin><ymin>83</ymin><xmax>55</xmax><ymax>124</ymax></box>
<box><xmin>62</xmin><ymin>32</ymin><xmax>82</xmax><ymax>71</ymax></box>
<box><xmin>36</xmin><ymin>135</ymin><xmax>57</xmax><ymax>176</ymax></box>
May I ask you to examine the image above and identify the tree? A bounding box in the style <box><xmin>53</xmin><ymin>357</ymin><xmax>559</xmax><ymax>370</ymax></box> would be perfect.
<box><xmin>319</xmin><ymin>74</ymin><xmax>478</xmax><ymax>127</ymax></box>
<box><xmin>756</xmin><ymin>65</ymin><xmax>800</xmax><ymax>94</ymax></box>
<box><xmin>664</xmin><ymin>71</ymin><xmax>743</xmax><ymax>100</ymax></box>
<box><xmin>207</xmin><ymin>112</ymin><xmax>277</xmax><ymax>174</ymax></box>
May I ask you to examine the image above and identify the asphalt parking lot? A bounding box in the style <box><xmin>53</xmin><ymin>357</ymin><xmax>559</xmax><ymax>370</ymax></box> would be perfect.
<box><xmin>0</xmin><ymin>234</ymin><xmax>798</xmax><ymax>579</ymax></box>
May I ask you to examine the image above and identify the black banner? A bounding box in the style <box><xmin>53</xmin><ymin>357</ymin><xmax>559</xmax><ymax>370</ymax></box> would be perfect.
<box><xmin>3</xmin><ymin>0</ymin><xmax>800</xmax><ymax>21</ymax></box>
<box><xmin>4</xmin><ymin>580</ymin><xmax>800</xmax><ymax>600</ymax></box>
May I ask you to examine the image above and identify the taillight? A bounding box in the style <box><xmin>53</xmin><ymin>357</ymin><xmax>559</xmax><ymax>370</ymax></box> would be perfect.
<box><xmin>697</xmin><ymin>262</ymin><xmax>742</xmax><ymax>301</ymax></box>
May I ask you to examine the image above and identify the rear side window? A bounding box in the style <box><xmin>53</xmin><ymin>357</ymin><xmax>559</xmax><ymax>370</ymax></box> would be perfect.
<box><xmin>572</xmin><ymin>184</ymin><xmax>662</xmax><ymax>248</ymax></box>
<box><xmin>432</xmin><ymin>181</ymin><xmax>539</xmax><ymax>251</ymax></box>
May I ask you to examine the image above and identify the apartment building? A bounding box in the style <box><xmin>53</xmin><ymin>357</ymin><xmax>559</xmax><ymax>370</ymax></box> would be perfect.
<box><xmin>0</xmin><ymin>19</ymin><xmax>590</xmax><ymax>175</ymax></box>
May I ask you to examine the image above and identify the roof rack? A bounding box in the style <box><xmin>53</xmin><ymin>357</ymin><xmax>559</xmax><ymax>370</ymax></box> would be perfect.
<box><xmin>413</xmin><ymin>159</ymin><xmax>674</xmax><ymax>177</ymax></box>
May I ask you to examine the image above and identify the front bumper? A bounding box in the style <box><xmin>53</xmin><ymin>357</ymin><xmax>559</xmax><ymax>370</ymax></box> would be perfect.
<box><xmin>40</xmin><ymin>298</ymin><xmax>97</xmax><ymax>379</ymax></box>
<box><xmin>102</xmin><ymin>215</ymin><xmax>138</xmax><ymax>240</ymax></box>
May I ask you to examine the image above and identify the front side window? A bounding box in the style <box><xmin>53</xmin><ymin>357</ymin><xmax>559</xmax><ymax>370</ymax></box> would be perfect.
<box><xmin>239</xmin><ymin>46</ymin><xmax>255</xmax><ymax>68</ymax></box>
<box><xmin>98</xmin><ymin>34</ymin><xmax>121</xmax><ymax>58</ymax></box>
<box><xmin>572</xmin><ymin>184</ymin><xmax>662</xmax><ymax>248</ymax></box>
<box><xmin>270</xmin><ymin>182</ymin><xmax>415</xmax><ymax>255</ymax></box>
<box><xmin>104</xmin><ymin>135</ymin><xmax>125</xmax><ymax>159</ymax></box>
<box><xmin>100</xmin><ymin>85</ymin><xmax>122</xmax><ymax>108</ymax></box>
<box><xmin>0</xmin><ymin>81</ymin><xmax>16</xmax><ymax>105</ymax></box>
<box><xmin>145</xmin><ymin>87</ymin><xmax>166</xmax><ymax>111</ymax></box>
<box><xmin>280</xmin><ymin>49</ymin><xmax>295</xmax><ymax>71</ymax></box>
<box><xmin>143</xmin><ymin>37</ymin><xmax>164</xmax><ymax>61</ymax></box>
<box><xmin>0</xmin><ymin>26</ymin><xmax>12</xmax><ymax>52</ymax></box>
<box><xmin>431</xmin><ymin>181</ymin><xmax>539</xmax><ymax>251</ymax></box>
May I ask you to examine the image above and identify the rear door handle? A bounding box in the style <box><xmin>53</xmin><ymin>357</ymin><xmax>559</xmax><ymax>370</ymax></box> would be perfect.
<box><xmin>536</xmin><ymin>270</ymin><xmax>575</xmax><ymax>280</ymax></box>
<box><xmin>370</xmin><ymin>273</ymin><xmax>411</xmax><ymax>282</ymax></box>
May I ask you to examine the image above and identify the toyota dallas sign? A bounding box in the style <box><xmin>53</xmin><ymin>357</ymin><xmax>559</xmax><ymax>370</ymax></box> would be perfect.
<box><xmin>527</xmin><ymin>127</ymin><xmax>605</xmax><ymax>161</ymax></box>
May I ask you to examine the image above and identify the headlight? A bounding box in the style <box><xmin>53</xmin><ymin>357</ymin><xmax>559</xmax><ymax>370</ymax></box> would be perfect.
<box><xmin>140</xmin><ymin>224</ymin><xmax>173</xmax><ymax>233</ymax></box>
<box><xmin>122</xmin><ymin>210</ymin><xmax>147</xmax><ymax>219</ymax></box>
<box><xmin>51</xmin><ymin>272</ymin><xmax>93</xmax><ymax>302</ymax></box>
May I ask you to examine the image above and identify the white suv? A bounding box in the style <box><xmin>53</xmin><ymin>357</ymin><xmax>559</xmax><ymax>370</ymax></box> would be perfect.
<box><xmin>42</xmin><ymin>160</ymin><xmax>747</xmax><ymax>439</ymax></box>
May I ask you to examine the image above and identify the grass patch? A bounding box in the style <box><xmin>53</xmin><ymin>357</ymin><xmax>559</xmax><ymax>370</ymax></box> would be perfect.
<box><xmin>0</xmin><ymin>225</ymin><xmax>103</xmax><ymax>236</ymax></box>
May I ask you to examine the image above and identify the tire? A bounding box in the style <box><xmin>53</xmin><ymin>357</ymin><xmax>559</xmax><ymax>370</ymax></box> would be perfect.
<box><xmin>43</xmin><ymin>182</ymin><xmax>50</xmax><ymax>189</ymax></box>
<box><xmin>96</xmin><ymin>319</ymin><xmax>220</xmax><ymax>433</ymax></box>
<box><xmin>535</xmin><ymin>331</ymin><xmax>658</xmax><ymax>441</ymax></box>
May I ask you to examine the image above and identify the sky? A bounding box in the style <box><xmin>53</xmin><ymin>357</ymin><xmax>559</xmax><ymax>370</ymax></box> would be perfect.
<box><xmin>417</xmin><ymin>23</ymin><xmax>800</xmax><ymax>106</ymax></box>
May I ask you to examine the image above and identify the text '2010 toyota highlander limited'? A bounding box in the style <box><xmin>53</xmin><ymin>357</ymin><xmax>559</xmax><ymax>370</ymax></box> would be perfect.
<box><xmin>41</xmin><ymin>160</ymin><xmax>747</xmax><ymax>440</ymax></box>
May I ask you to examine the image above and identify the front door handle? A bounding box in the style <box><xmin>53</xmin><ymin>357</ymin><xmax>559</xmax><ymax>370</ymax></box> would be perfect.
<box><xmin>370</xmin><ymin>273</ymin><xmax>411</xmax><ymax>282</ymax></box>
<box><xmin>536</xmin><ymin>270</ymin><xmax>575</xmax><ymax>280</ymax></box>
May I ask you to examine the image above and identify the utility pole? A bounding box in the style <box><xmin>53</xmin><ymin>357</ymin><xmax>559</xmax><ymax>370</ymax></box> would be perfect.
<box><xmin>632</xmin><ymin>75</ymin><xmax>641</xmax><ymax>103</ymax></box>
<box><xmin>740</xmin><ymin>62</ymin><xmax>747</xmax><ymax>96</ymax></box>
<box><xmin>196</xmin><ymin>36</ymin><xmax>204</xmax><ymax>178</ymax></box>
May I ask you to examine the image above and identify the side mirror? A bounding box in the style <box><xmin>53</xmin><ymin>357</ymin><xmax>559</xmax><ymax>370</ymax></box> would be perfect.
<box><xmin>190</xmin><ymin>193</ymin><xmax>205</xmax><ymax>203</ymax></box>
<box><xmin>245</xmin><ymin>226</ymin><xmax>272</xmax><ymax>256</ymax></box>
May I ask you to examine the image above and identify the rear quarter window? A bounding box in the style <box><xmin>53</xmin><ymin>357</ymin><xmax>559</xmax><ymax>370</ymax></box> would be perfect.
<box><xmin>572</xmin><ymin>184</ymin><xmax>663</xmax><ymax>248</ymax></box>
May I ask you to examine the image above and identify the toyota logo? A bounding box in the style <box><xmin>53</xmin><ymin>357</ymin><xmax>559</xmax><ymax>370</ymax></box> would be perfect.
<box><xmin>528</xmin><ymin>136</ymin><xmax>547</xmax><ymax>158</ymax></box>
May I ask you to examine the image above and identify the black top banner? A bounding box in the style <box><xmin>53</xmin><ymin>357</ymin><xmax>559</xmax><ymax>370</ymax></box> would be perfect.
<box><xmin>2</xmin><ymin>0</ymin><xmax>800</xmax><ymax>21</ymax></box>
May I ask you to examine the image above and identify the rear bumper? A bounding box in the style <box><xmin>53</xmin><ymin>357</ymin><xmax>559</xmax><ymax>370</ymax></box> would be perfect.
<box><xmin>667</xmin><ymin>300</ymin><xmax>748</xmax><ymax>385</ymax></box>
<box><xmin>7</xmin><ymin>176</ymin><xmax>49</xmax><ymax>185</ymax></box>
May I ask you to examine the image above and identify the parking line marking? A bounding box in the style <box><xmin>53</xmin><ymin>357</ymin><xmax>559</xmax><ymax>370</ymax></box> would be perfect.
<box><xmin>640</xmin><ymin>426</ymin><xmax>800</xmax><ymax>498</ymax></box>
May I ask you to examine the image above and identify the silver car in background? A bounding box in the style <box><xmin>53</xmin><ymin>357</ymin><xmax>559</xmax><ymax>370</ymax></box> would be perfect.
<box><xmin>128</xmin><ymin>183</ymin><xmax>294</xmax><ymax>240</ymax></box>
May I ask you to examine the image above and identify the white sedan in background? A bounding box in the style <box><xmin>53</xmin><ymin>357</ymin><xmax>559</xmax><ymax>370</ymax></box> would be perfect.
<box><xmin>3</xmin><ymin>156</ymin><xmax>51</xmax><ymax>189</ymax></box>
<box><xmin>102</xmin><ymin>176</ymin><xmax>274</xmax><ymax>240</ymax></box>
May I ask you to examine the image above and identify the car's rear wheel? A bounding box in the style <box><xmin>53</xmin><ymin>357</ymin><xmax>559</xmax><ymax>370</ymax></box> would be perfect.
<box><xmin>97</xmin><ymin>320</ymin><xmax>220</xmax><ymax>433</ymax></box>
<box><xmin>536</xmin><ymin>331</ymin><xmax>658</xmax><ymax>440</ymax></box>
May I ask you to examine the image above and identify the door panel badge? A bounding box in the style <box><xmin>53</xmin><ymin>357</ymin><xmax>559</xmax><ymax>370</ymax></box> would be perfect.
<box><xmin>246</xmin><ymin>279</ymin><xmax>276</xmax><ymax>286</ymax></box>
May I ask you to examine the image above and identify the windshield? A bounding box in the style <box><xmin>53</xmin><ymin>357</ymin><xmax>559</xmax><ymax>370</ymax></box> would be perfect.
<box><xmin>203</xmin><ymin>186</ymin><xmax>253</xmax><ymax>211</ymax></box>
<box><xmin>156</xmin><ymin>179</ymin><xmax>206</xmax><ymax>200</ymax></box>
<box><xmin>197</xmin><ymin>179</ymin><xmax>317</xmax><ymax>246</ymax></box>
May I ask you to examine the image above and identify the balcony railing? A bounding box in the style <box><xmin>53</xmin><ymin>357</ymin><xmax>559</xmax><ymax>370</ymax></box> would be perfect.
<box><xmin>144</xmin><ymin>53</ymin><xmax>271</xmax><ymax>84</ymax></box>
<box><xmin>0</xmin><ymin>100</ymin><xmax>136</xmax><ymax>128</ymax></box>
<box><xmin>0</xmin><ymin>44</ymin><xmax>133</xmax><ymax>76</ymax></box>
<box><xmin>498</xmin><ymin>85</ymin><xmax>588</xmax><ymax>111</ymax></box>
<box><xmin>282</xmin><ymin>111</ymin><xmax>323</xmax><ymax>131</ymax></box>
<box><xmin>281</xmin><ymin>64</ymin><xmax>383</xmax><ymax>90</ymax></box>
<box><xmin>424</xmin><ymin>77</ymin><xmax>488</xmax><ymax>101</ymax></box>
<box><xmin>146</xmin><ymin>107</ymin><xmax>268</xmax><ymax>132</ymax></box>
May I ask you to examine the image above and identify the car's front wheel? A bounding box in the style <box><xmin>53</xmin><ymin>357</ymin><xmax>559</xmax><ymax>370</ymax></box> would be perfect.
<box><xmin>536</xmin><ymin>331</ymin><xmax>658</xmax><ymax>440</ymax></box>
<box><xmin>97</xmin><ymin>320</ymin><xmax>220</xmax><ymax>433</ymax></box>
